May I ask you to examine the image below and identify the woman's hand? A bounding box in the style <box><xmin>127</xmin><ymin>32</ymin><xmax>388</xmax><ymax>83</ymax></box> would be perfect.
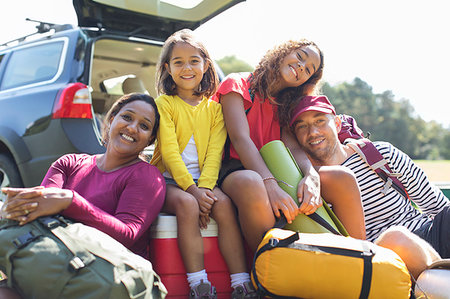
<box><xmin>264</xmin><ymin>179</ymin><xmax>299</xmax><ymax>223</ymax></box>
<box><xmin>1</xmin><ymin>187</ymin><xmax>73</xmax><ymax>225</ymax></box>
<box><xmin>297</xmin><ymin>169</ymin><xmax>322</xmax><ymax>215</ymax></box>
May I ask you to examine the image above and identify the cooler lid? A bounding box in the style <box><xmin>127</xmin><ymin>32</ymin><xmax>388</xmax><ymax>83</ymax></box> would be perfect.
<box><xmin>150</xmin><ymin>214</ymin><xmax>218</xmax><ymax>238</ymax></box>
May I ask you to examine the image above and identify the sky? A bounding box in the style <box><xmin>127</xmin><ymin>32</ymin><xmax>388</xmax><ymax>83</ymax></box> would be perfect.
<box><xmin>1</xmin><ymin>0</ymin><xmax>449</xmax><ymax>127</ymax></box>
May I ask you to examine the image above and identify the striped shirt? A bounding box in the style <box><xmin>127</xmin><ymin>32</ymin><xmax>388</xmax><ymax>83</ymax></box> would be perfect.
<box><xmin>342</xmin><ymin>141</ymin><xmax>449</xmax><ymax>242</ymax></box>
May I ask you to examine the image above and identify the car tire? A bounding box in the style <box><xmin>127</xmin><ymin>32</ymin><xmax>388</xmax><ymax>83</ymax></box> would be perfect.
<box><xmin>0</xmin><ymin>153</ymin><xmax>23</xmax><ymax>190</ymax></box>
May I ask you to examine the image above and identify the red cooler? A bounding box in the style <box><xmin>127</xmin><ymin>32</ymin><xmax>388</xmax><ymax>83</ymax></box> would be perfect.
<box><xmin>149</xmin><ymin>214</ymin><xmax>232</xmax><ymax>298</ymax></box>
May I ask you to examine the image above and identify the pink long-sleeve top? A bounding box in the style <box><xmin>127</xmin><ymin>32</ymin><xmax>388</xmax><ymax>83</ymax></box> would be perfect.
<box><xmin>41</xmin><ymin>153</ymin><xmax>166</xmax><ymax>259</ymax></box>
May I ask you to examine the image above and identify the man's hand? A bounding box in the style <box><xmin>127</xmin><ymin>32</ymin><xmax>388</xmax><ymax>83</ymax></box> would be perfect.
<box><xmin>297</xmin><ymin>172</ymin><xmax>323</xmax><ymax>215</ymax></box>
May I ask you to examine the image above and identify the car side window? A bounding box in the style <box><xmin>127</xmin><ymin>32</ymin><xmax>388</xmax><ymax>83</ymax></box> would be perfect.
<box><xmin>1</xmin><ymin>41</ymin><xmax>64</xmax><ymax>90</ymax></box>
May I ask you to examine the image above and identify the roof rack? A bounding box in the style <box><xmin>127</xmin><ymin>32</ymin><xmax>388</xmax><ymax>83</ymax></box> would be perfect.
<box><xmin>0</xmin><ymin>18</ymin><xmax>74</xmax><ymax>47</ymax></box>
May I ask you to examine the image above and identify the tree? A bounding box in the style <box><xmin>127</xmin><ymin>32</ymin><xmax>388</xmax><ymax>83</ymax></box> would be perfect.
<box><xmin>216</xmin><ymin>55</ymin><xmax>253</xmax><ymax>75</ymax></box>
<box><xmin>323</xmin><ymin>78</ymin><xmax>450</xmax><ymax>159</ymax></box>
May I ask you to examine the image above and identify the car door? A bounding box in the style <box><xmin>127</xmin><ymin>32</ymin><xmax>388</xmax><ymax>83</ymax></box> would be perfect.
<box><xmin>73</xmin><ymin>0</ymin><xmax>245</xmax><ymax>42</ymax></box>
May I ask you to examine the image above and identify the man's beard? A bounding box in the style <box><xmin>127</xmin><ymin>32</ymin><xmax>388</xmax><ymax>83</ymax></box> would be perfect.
<box><xmin>303</xmin><ymin>140</ymin><xmax>338</xmax><ymax>166</ymax></box>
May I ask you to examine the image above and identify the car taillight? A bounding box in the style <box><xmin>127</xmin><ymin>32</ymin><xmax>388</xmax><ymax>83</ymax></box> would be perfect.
<box><xmin>52</xmin><ymin>83</ymin><xmax>93</xmax><ymax>119</ymax></box>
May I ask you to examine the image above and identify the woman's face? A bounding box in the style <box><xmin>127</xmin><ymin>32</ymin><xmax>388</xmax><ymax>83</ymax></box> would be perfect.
<box><xmin>107</xmin><ymin>100</ymin><xmax>156</xmax><ymax>157</ymax></box>
<box><xmin>279</xmin><ymin>45</ymin><xmax>321</xmax><ymax>89</ymax></box>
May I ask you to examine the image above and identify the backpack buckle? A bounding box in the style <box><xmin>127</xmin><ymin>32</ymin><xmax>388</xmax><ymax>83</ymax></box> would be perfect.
<box><xmin>381</xmin><ymin>178</ymin><xmax>393</xmax><ymax>195</ymax></box>
<box><xmin>12</xmin><ymin>230</ymin><xmax>41</xmax><ymax>249</ymax></box>
<box><xmin>69</xmin><ymin>256</ymin><xmax>86</xmax><ymax>271</ymax></box>
<box><xmin>269</xmin><ymin>238</ymin><xmax>279</xmax><ymax>248</ymax></box>
<box><xmin>38</xmin><ymin>216</ymin><xmax>62</xmax><ymax>229</ymax></box>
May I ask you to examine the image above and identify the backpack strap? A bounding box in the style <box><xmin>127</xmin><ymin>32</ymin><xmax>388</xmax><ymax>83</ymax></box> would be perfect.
<box><xmin>345</xmin><ymin>138</ymin><xmax>410</xmax><ymax>200</ymax></box>
<box><xmin>273</xmin><ymin>213</ymin><xmax>342</xmax><ymax>236</ymax></box>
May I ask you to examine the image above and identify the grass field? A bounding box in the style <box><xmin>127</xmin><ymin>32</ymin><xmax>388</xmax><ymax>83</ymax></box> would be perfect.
<box><xmin>414</xmin><ymin>160</ymin><xmax>450</xmax><ymax>183</ymax></box>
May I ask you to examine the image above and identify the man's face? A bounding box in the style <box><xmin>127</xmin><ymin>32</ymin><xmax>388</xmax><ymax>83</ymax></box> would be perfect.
<box><xmin>291</xmin><ymin>110</ymin><xmax>340</xmax><ymax>164</ymax></box>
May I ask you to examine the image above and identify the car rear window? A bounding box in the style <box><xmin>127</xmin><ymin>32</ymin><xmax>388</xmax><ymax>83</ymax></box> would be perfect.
<box><xmin>1</xmin><ymin>41</ymin><xmax>64</xmax><ymax>90</ymax></box>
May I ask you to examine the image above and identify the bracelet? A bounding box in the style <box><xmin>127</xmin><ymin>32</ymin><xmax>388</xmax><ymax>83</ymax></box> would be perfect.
<box><xmin>262</xmin><ymin>176</ymin><xmax>294</xmax><ymax>189</ymax></box>
<box><xmin>262</xmin><ymin>176</ymin><xmax>277</xmax><ymax>182</ymax></box>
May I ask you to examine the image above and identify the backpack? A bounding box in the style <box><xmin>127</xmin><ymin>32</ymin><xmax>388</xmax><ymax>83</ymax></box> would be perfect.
<box><xmin>337</xmin><ymin>114</ymin><xmax>410</xmax><ymax>201</ymax></box>
<box><xmin>0</xmin><ymin>215</ymin><xmax>167</xmax><ymax>299</ymax></box>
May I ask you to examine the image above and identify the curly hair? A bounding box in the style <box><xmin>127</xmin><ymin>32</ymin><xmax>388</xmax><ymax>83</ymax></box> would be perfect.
<box><xmin>155</xmin><ymin>29</ymin><xmax>219</xmax><ymax>99</ymax></box>
<box><xmin>250</xmin><ymin>39</ymin><xmax>323</xmax><ymax>100</ymax></box>
<box><xmin>102</xmin><ymin>93</ymin><xmax>160</xmax><ymax>147</ymax></box>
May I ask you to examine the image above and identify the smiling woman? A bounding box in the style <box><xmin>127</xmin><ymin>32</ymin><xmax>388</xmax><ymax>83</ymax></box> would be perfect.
<box><xmin>100</xmin><ymin>94</ymin><xmax>159</xmax><ymax>169</ymax></box>
<box><xmin>0</xmin><ymin>93</ymin><xmax>166</xmax><ymax>297</ymax></box>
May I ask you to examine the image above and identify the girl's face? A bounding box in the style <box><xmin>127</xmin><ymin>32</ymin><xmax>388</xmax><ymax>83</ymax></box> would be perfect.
<box><xmin>107</xmin><ymin>100</ymin><xmax>156</xmax><ymax>158</ymax></box>
<box><xmin>166</xmin><ymin>42</ymin><xmax>208</xmax><ymax>98</ymax></box>
<box><xmin>279</xmin><ymin>45</ymin><xmax>321</xmax><ymax>89</ymax></box>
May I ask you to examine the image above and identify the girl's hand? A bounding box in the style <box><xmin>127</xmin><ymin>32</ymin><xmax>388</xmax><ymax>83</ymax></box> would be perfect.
<box><xmin>264</xmin><ymin>179</ymin><xmax>299</xmax><ymax>223</ymax></box>
<box><xmin>197</xmin><ymin>188</ymin><xmax>217</xmax><ymax>215</ymax></box>
<box><xmin>1</xmin><ymin>187</ymin><xmax>73</xmax><ymax>225</ymax></box>
<box><xmin>199</xmin><ymin>214</ymin><xmax>210</xmax><ymax>230</ymax></box>
<box><xmin>297</xmin><ymin>170</ymin><xmax>322</xmax><ymax>215</ymax></box>
<box><xmin>186</xmin><ymin>185</ymin><xmax>217</xmax><ymax>215</ymax></box>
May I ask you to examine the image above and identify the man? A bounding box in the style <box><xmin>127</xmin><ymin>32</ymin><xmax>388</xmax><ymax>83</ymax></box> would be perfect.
<box><xmin>289</xmin><ymin>95</ymin><xmax>450</xmax><ymax>278</ymax></box>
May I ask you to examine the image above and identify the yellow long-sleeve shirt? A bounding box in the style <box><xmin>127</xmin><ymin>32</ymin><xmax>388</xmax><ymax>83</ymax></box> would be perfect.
<box><xmin>150</xmin><ymin>94</ymin><xmax>226</xmax><ymax>191</ymax></box>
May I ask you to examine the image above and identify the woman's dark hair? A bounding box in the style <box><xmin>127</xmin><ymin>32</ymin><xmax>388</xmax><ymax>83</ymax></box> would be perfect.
<box><xmin>250</xmin><ymin>39</ymin><xmax>324</xmax><ymax>102</ymax></box>
<box><xmin>156</xmin><ymin>28</ymin><xmax>219</xmax><ymax>98</ymax></box>
<box><xmin>102</xmin><ymin>93</ymin><xmax>160</xmax><ymax>146</ymax></box>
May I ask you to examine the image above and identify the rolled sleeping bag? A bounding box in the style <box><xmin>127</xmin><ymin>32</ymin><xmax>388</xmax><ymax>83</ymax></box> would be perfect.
<box><xmin>259</xmin><ymin>140</ymin><xmax>348</xmax><ymax>235</ymax></box>
<box><xmin>252</xmin><ymin>228</ymin><xmax>412</xmax><ymax>299</ymax></box>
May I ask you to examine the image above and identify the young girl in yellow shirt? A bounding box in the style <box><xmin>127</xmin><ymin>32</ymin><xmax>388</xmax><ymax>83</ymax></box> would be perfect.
<box><xmin>151</xmin><ymin>29</ymin><xmax>256</xmax><ymax>299</ymax></box>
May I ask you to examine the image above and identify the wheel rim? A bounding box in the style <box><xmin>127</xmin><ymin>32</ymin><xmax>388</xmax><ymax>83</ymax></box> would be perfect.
<box><xmin>0</xmin><ymin>167</ymin><xmax>10</xmax><ymax>202</ymax></box>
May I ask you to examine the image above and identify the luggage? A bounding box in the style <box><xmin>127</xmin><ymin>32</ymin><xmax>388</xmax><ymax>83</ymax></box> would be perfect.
<box><xmin>415</xmin><ymin>259</ymin><xmax>450</xmax><ymax>299</ymax></box>
<box><xmin>259</xmin><ymin>140</ymin><xmax>348</xmax><ymax>235</ymax></box>
<box><xmin>0</xmin><ymin>215</ymin><xmax>167</xmax><ymax>299</ymax></box>
<box><xmin>251</xmin><ymin>228</ymin><xmax>412</xmax><ymax>299</ymax></box>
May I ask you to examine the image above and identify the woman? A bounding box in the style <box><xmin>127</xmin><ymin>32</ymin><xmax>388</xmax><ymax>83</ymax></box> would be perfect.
<box><xmin>1</xmin><ymin>93</ymin><xmax>165</xmax><ymax>258</ymax></box>
<box><xmin>0</xmin><ymin>93</ymin><xmax>166</xmax><ymax>298</ymax></box>
<box><xmin>213</xmin><ymin>39</ymin><xmax>365</xmax><ymax>251</ymax></box>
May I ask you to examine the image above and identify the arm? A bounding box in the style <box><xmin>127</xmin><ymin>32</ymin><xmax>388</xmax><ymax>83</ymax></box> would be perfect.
<box><xmin>1</xmin><ymin>187</ymin><xmax>72</xmax><ymax>224</ymax></box>
<box><xmin>192</xmin><ymin>103</ymin><xmax>226</xmax><ymax>225</ymax></box>
<box><xmin>282</xmin><ymin>128</ymin><xmax>322</xmax><ymax>215</ymax></box>
<box><xmin>62</xmin><ymin>167</ymin><xmax>165</xmax><ymax>248</ymax></box>
<box><xmin>1</xmin><ymin>155</ymin><xmax>75</xmax><ymax>223</ymax></box>
<box><xmin>221</xmin><ymin>92</ymin><xmax>299</xmax><ymax>222</ymax></box>
<box><xmin>197</xmin><ymin>102</ymin><xmax>227</xmax><ymax>190</ymax></box>
<box><xmin>5</xmin><ymin>156</ymin><xmax>165</xmax><ymax>248</ymax></box>
<box><xmin>386</xmin><ymin>143</ymin><xmax>449</xmax><ymax>215</ymax></box>
<box><xmin>157</xmin><ymin>97</ymin><xmax>195</xmax><ymax>190</ymax></box>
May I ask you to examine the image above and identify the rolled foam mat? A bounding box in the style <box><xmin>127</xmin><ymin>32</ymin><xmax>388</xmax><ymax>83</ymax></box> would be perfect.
<box><xmin>260</xmin><ymin>140</ymin><xmax>348</xmax><ymax>235</ymax></box>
